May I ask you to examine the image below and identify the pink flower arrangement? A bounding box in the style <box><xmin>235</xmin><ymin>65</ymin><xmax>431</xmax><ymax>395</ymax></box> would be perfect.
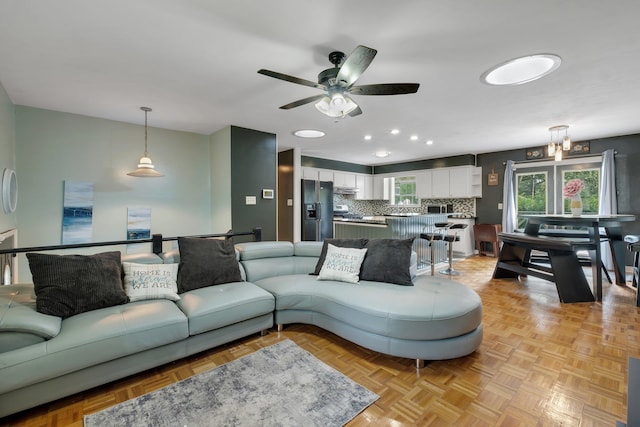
<box><xmin>563</xmin><ymin>178</ymin><xmax>585</xmax><ymax>198</ymax></box>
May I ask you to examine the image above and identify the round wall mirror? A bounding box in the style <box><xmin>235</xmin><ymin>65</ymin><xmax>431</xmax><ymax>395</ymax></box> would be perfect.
<box><xmin>2</xmin><ymin>168</ymin><xmax>17</xmax><ymax>214</ymax></box>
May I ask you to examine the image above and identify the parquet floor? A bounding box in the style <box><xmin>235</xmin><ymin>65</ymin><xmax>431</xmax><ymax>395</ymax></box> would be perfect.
<box><xmin>3</xmin><ymin>255</ymin><xmax>639</xmax><ymax>426</ymax></box>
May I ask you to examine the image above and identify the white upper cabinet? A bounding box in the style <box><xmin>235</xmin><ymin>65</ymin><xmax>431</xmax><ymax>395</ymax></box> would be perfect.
<box><xmin>355</xmin><ymin>174</ymin><xmax>373</xmax><ymax>200</ymax></box>
<box><xmin>430</xmin><ymin>166</ymin><xmax>482</xmax><ymax>198</ymax></box>
<box><xmin>372</xmin><ymin>175</ymin><xmax>391</xmax><ymax>200</ymax></box>
<box><xmin>333</xmin><ymin>172</ymin><xmax>357</xmax><ymax>188</ymax></box>
<box><xmin>302</xmin><ymin>167</ymin><xmax>319</xmax><ymax>180</ymax></box>
<box><xmin>415</xmin><ymin>170</ymin><xmax>433</xmax><ymax>199</ymax></box>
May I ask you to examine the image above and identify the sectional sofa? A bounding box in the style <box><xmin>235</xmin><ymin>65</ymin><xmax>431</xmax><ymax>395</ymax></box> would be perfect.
<box><xmin>0</xmin><ymin>239</ymin><xmax>483</xmax><ymax>418</ymax></box>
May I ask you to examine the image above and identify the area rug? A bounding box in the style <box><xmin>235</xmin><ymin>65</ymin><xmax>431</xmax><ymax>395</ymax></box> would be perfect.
<box><xmin>84</xmin><ymin>339</ymin><xmax>379</xmax><ymax>427</ymax></box>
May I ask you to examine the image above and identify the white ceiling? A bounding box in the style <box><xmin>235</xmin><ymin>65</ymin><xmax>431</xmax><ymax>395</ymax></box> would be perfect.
<box><xmin>1</xmin><ymin>0</ymin><xmax>640</xmax><ymax>166</ymax></box>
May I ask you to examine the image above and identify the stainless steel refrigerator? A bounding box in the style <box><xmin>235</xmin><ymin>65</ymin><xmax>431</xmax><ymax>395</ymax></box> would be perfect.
<box><xmin>301</xmin><ymin>179</ymin><xmax>334</xmax><ymax>241</ymax></box>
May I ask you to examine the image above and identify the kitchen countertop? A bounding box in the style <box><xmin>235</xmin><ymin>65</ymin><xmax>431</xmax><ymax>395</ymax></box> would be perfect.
<box><xmin>333</xmin><ymin>213</ymin><xmax>452</xmax><ymax>225</ymax></box>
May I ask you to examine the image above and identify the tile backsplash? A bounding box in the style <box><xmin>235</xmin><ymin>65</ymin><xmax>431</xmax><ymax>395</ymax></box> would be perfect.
<box><xmin>334</xmin><ymin>195</ymin><xmax>476</xmax><ymax>217</ymax></box>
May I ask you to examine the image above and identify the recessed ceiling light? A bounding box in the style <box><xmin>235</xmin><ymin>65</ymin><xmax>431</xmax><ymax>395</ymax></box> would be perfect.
<box><xmin>410</xmin><ymin>135</ymin><xmax>418</xmax><ymax>141</ymax></box>
<box><xmin>481</xmin><ymin>54</ymin><xmax>562</xmax><ymax>86</ymax></box>
<box><xmin>374</xmin><ymin>151</ymin><xmax>390</xmax><ymax>158</ymax></box>
<box><xmin>364</xmin><ymin>135</ymin><xmax>372</xmax><ymax>140</ymax></box>
<box><xmin>425</xmin><ymin>140</ymin><xmax>434</xmax><ymax>145</ymax></box>
<box><xmin>293</xmin><ymin>129</ymin><xmax>325</xmax><ymax>138</ymax></box>
<box><xmin>390</xmin><ymin>129</ymin><xmax>400</xmax><ymax>135</ymax></box>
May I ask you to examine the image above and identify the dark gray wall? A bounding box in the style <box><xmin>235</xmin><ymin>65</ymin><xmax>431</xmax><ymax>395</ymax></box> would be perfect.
<box><xmin>301</xmin><ymin>156</ymin><xmax>372</xmax><ymax>174</ymax></box>
<box><xmin>476</xmin><ymin>134</ymin><xmax>640</xmax><ymax>263</ymax></box>
<box><xmin>231</xmin><ymin>126</ymin><xmax>277</xmax><ymax>242</ymax></box>
<box><xmin>373</xmin><ymin>154</ymin><xmax>476</xmax><ymax>174</ymax></box>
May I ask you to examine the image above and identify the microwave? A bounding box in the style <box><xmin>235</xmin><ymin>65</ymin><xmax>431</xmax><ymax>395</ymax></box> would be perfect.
<box><xmin>427</xmin><ymin>205</ymin><xmax>446</xmax><ymax>214</ymax></box>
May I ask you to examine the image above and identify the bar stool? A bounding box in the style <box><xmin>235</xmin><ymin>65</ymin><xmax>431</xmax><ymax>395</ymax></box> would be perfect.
<box><xmin>419</xmin><ymin>222</ymin><xmax>450</xmax><ymax>275</ymax></box>
<box><xmin>624</xmin><ymin>234</ymin><xmax>640</xmax><ymax>306</ymax></box>
<box><xmin>440</xmin><ymin>223</ymin><xmax>468</xmax><ymax>276</ymax></box>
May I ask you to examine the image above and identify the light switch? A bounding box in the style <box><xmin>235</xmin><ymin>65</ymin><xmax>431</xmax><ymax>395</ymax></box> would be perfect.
<box><xmin>246</xmin><ymin>196</ymin><xmax>257</xmax><ymax>205</ymax></box>
<box><xmin>287</xmin><ymin>199</ymin><xmax>293</xmax><ymax>206</ymax></box>
<box><xmin>498</xmin><ymin>203</ymin><xmax>503</xmax><ymax>210</ymax></box>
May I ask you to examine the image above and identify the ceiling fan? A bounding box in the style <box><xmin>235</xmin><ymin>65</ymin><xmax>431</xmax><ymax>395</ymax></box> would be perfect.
<box><xmin>258</xmin><ymin>45</ymin><xmax>420</xmax><ymax>118</ymax></box>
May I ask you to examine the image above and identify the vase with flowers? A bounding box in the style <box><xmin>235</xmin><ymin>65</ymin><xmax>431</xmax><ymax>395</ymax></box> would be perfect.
<box><xmin>563</xmin><ymin>178</ymin><xmax>585</xmax><ymax>216</ymax></box>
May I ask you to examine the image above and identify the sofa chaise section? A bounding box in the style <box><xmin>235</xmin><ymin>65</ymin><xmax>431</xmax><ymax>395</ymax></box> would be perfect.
<box><xmin>236</xmin><ymin>241</ymin><xmax>483</xmax><ymax>366</ymax></box>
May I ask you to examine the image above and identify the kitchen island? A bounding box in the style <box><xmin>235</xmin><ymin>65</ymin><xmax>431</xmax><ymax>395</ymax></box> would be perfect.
<box><xmin>334</xmin><ymin>214</ymin><xmax>448</xmax><ymax>272</ymax></box>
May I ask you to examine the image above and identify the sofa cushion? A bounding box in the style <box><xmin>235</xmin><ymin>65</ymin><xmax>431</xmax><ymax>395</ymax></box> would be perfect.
<box><xmin>0</xmin><ymin>284</ymin><xmax>62</xmax><ymax>352</ymax></box>
<box><xmin>176</xmin><ymin>282</ymin><xmax>275</xmax><ymax>336</ymax></box>
<box><xmin>312</xmin><ymin>238</ymin><xmax>369</xmax><ymax>275</ymax></box>
<box><xmin>254</xmin><ymin>274</ymin><xmax>482</xmax><ymax>341</ymax></box>
<box><xmin>177</xmin><ymin>237</ymin><xmax>242</xmax><ymax>293</ymax></box>
<box><xmin>360</xmin><ymin>238</ymin><xmax>415</xmax><ymax>286</ymax></box>
<box><xmin>0</xmin><ymin>299</ymin><xmax>189</xmax><ymax>395</ymax></box>
<box><xmin>26</xmin><ymin>251</ymin><xmax>128</xmax><ymax>319</ymax></box>
<box><xmin>317</xmin><ymin>244</ymin><xmax>367</xmax><ymax>284</ymax></box>
<box><xmin>122</xmin><ymin>262</ymin><xmax>180</xmax><ymax>302</ymax></box>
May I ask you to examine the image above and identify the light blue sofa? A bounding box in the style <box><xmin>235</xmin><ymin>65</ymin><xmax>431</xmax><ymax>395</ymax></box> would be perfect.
<box><xmin>0</xmin><ymin>240</ymin><xmax>483</xmax><ymax>418</ymax></box>
<box><xmin>236</xmin><ymin>241</ymin><xmax>483</xmax><ymax>367</ymax></box>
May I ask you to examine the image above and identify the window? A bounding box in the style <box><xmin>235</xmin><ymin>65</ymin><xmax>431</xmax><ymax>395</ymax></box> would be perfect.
<box><xmin>561</xmin><ymin>169</ymin><xmax>599</xmax><ymax>214</ymax></box>
<box><xmin>516</xmin><ymin>171</ymin><xmax>547</xmax><ymax>228</ymax></box>
<box><xmin>391</xmin><ymin>176</ymin><xmax>419</xmax><ymax>206</ymax></box>
<box><xmin>513</xmin><ymin>158</ymin><xmax>601</xmax><ymax>226</ymax></box>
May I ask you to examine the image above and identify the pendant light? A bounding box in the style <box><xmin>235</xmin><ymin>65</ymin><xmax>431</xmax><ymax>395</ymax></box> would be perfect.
<box><xmin>547</xmin><ymin>125</ymin><xmax>571</xmax><ymax>161</ymax></box>
<box><xmin>127</xmin><ymin>107</ymin><xmax>164</xmax><ymax>177</ymax></box>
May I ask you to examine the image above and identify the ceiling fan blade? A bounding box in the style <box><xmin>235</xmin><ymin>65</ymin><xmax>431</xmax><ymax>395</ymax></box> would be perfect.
<box><xmin>349</xmin><ymin>83</ymin><xmax>420</xmax><ymax>96</ymax></box>
<box><xmin>336</xmin><ymin>45</ymin><xmax>377</xmax><ymax>88</ymax></box>
<box><xmin>258</xmin><ymin>69</ymin><xmax>326</xmax><ymax>90</ymax></box>
<box><xmin>279</xmin><ymin>94</ymin><xmax>326</xmax><ymax>110</ymax></box>
<box><xmin>348</xmin><ymin>105</ymin><xmax>362</xmax><ymax>117</ymax></box>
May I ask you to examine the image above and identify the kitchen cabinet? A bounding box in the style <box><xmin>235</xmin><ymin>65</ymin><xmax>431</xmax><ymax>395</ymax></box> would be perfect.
<box><xmin>302</xmin><ymin>167</ymin><xmax>319</xmax><ymax>180</ymax></box>
<box><xmin>372</xmin><ymin>176</ymin><xmax>390</xmax><ymax>200</ymax></box>
<box><xmin>355</xmin><ymin>174</ymin><xmax>373</xmax><ymax>199</ymax></box>
<box><xmin>333</xmin><ymin>172</ymin><xmax>357</xmax><ymax>188</ymax></box>
<box><xmin>431</xmin><ymin>166</ymin><xmax>482</xmax><ymax>198</ymax></box>
<box><xmin>448</xmin><ymin>217</ymin><xmax>476</xmax><ymax>257</ymax></box>
<box><xmin>416</xmin><ymin>170</ymin><xmax>433</xmax><ymax>199</ymax></box>
<box><xmin>318</xmin><ymin>169</ymin><xmax>334</xmax><ymax>182</ymax></box>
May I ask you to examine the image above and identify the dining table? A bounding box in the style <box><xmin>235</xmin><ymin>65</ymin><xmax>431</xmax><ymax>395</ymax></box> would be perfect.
<box><xmin>521</xmin><ymin>214</ymin><xmax>636</xmax><ymax>301</ymax></box>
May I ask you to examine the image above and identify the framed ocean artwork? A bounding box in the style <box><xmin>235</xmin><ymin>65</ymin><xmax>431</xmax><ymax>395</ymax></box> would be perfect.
<box><xmin>127</xmin><ymin>207</ymin><xmax>151</xmax><ymax>240</ymax></box>
<box><xmin>62</xmin><ymin>181</ymin><xmax>94</xmax><ymax>244</ymax></box>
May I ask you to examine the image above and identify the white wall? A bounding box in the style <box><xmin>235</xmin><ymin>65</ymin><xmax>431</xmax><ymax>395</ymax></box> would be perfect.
<box><xmin>14</xmin><ymin>106</ymin><xmax>212</xmax><ymax>280</ymax></box>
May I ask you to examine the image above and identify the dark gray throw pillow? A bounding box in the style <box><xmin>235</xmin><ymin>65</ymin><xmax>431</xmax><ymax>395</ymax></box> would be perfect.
<box><xmin>27</xmin><ymin>251</ymin><xmax>128</xmax><ymax>319</ymax></box>
<box><xmin>177</xmin><ymin>237</ymin><xmax>242</xmax><ymax>293</ymax></box>
<box><xmin>360</xmin><ymin>238</ymin><xmax>415</xmax><ymax>286</ymax></box>
<box><xmin>311</xmin><ymin>238</ymin><xmax>369</xmax><ymax>275</ymax></box>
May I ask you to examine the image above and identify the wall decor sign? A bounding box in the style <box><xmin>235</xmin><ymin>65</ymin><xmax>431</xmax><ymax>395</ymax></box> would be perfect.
<box><xmin>487</xmin><ymin>170</ymin><xmax>499</xmax><ymax>186</ymax></box>
<box><xmin>526</xmin><ymin>147</ymin><xmax>546</xmax><ymax>160</ymax></box>
<box><xmin>62</xmin><ymin>181</ymin><xmax>94</xmax><ymax>244</ymax></box>
<box><xmin>127</xmin><ymin>207</ymin><xmax>151</xmax><ymax>240</ymax></box>
<box><xmin>570</xmin><ymin>141</ymin><xmax>590</xmax><ymax>155</ymax></box>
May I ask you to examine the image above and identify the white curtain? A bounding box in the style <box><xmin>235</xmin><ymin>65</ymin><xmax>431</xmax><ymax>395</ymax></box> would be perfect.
<box><xmin>598</xmin><ymin>149</ymin><xmax>617</xmax><ymax>269</ymax></box>
<box><xmin>502</xmin><ymin>160</ymin><xmax>517</xmax><ymax>233</ymax></box>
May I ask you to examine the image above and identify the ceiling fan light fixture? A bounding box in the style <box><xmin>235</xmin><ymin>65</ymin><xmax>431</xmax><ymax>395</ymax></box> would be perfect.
<box><xmin>315</xmin><ymin>93</ymin><xmax>358</xmax><ymax>118</ymax></box>
<box><xmin>481</xmin><ymin>54</ymin><xmax>562</xmax><ymax>85</ymax></box>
